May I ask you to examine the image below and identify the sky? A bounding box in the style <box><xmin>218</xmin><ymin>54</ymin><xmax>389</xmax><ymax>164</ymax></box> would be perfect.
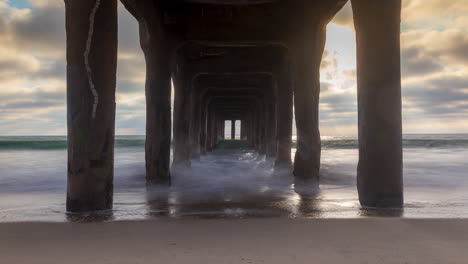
<box><xmin>0</xmin><ymin>0</ymin><xmax>467</xmax><ymax>136</ymax></box>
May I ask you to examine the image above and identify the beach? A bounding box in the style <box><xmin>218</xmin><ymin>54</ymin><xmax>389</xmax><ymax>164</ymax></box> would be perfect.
<box><xmin>1</xmin><ymin>135</ymin><xmax>468</xmax><ymax>263</ymax></box>
<box><xmin>2</xmin><ymin>218</ymin><xmax>468</xmax><ymax>263</ymax></box>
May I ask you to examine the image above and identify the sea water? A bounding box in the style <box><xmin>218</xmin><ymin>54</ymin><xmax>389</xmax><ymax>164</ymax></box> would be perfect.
<box><xmin>0</xmin><ymin>134</ymin><xmax>467</xmax><ymax>222</ymax></box>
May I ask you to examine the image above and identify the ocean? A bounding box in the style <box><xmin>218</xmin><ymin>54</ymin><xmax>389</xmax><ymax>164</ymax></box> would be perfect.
<box><xmin>0</xmin><ymin>134</ymin><xmax>467</xmax><ymax>222</ymax></box>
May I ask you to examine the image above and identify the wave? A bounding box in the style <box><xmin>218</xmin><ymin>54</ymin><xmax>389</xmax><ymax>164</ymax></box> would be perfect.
<box><xmin>0</xmin><ymin>136</ymin><xmax>145</xmax><ymax>150</ymax></box>
<box><xmin>311</xmin><ymin>138</ymin><xmax>468</xmax><ymax>149</ymax></box>
<box><xmin>1</xmin><ymin>135</ymin><xmax>467</xmax><ymax>150</ymax></box>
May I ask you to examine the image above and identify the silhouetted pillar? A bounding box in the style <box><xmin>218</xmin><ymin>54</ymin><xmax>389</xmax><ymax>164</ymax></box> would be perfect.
<box><xmin>251</xmin><ymin>108</ymin><xmax>257</xmax><ymax>148</ymax></box>
<box><xmin>239</xmin><ymin>119</ymin><xmax>242</xmax><ymax>140</ymax></box>
<box><xmin>258</xmin><ymin>102</ymin><xmax>266</xmax><ymax>154</ymax></box>
<box><xmin>265</xmin><ymin>96</ymin><xmax>277</xmax><ymax>158</ymax></box>
<box><xmin>253</xmin><ymin>105</ymin><xmax>260</xmax><ymax>150</ymax></box>
<box><xmin>257</xmin><ymin>103</ymin><xmax>262</xmax><ymax>152</ymax></box>
<box><xmin>190</xmin><ymin>88</ymin><xmax>202</xmax><ymax>159</ymax></box>
<box><xmin>200</xmin><ymin>97</ymin><xmax>208</xmax><ymax>154</ymax></box>
<box><xmin>217</xmin><ymin>119</ymin><xmax>224</xmax><ymax>141</ymax></box>
<box><xmin>214</xmin><ymin>116</ymin><xmax>220</xmax><ymax>145</ymax></box>
<box><xmin>65</xmin><ymin>0</ymin><xmax>117</xmax><ymax>212</ymax></box>
<box><xmin>249</xmin><ymin>109</ymin><xmax>255</xmax><ymax>147</ymax></box>
<box><xmin>231</xmin><ymin>120</ymin><xmax>236</xmax><ymax>140</ymax></box>
<box><xmin>246</xmin><ymin>113</ymin><xmax>253</xmax><ymax>146</ymax></box>
<box><xmin>293</xmin><ymin>24</ymin><xmax>325</xmax><ymax>183</ymax></box>
<box><xmin>275</xmin><ymin>64</ymin><xmax>293</xmax><ymax>169</ymax></box>
<box><xmin>352</xmin><ymin>0</ymin><xmax>403</xmax><ymax>207</ymax></box>
<box><xmin>239</xmin><ymin>119</ymin><xmax>245</xmax><ymax>140</ymax></box>
<box><xmin>213</xmin><ymin>116</ymin><xmax>218</xmax><ymax>145</ymax></box>
<box><xmin>173</xmin><ymin>72</ymin><xmax>192</xmax><ymax>168</ymax></box>
<box><xmin>206</xmin><ymin>106</ymin><xmax>212</xmax><ymax>150</ymax></box>
<box><xmin>211</xmin><ymin>109</ymin><xmax>217</xmax><ymax>148</ymax></box>
<box><xmin>250</xmin><ymin>111</ymin><xmax>255</xmax><ymax>147</ymax></box>
<box><xmin>206</xmin><ymin>104</ymin><xmax>215</xmax><ymax>151</ymax></box>
<box><xmin>144</xmin><ymin>49</ymin><xmax>172</xmax><ymax>184</ymax></box>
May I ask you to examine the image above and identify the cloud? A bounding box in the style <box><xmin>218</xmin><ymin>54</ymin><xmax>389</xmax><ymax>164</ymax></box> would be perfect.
<box><xmin>0</xmin><ymin>89</ymin><xmax>64</xmax><ymax>110</ymax></box>
<box><xmin>116</xmin><ymin>80</ymin><xmax>144</xmax><ymax>94</ymax></box>
<box><xmin>402</xmin><ymin>0</ymin><xmax>468</xmax><ymax>25</ymax></box>
<box><xmin>0</xmin><ymin>46</ymin><xmax>40</xmax><ymax>82</ymax></box>
<box><xmin>401</xmin><ymin>47</ymin><xmax>443</xmax><ymax>78</ymax></box>
<box><xmin>404</xmin><ymin>29</ymin><xmax>468</xmax><ymax>66</ymax></box>
<box><xmin>11</xmin><ymin>7</ymin><xmax>64</xmax><ymax>56</ymax></box>
<box><xmin>0</xmin><ymin>0</ymin><xmax>467</xmax><ymax>136</ymax></box>
<box><xmin>0</xmin><ymin>1</ymin><xmax>146</xmax><ymax>135</ymax></box>
<box><xmin>403</xmin><ymin>75</ymin><xmax>468</xmax><ymax>119</ymax></box>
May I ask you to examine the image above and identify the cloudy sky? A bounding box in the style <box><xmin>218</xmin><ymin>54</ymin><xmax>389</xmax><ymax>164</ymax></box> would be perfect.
<box><xmin>0</xmin><ymin>0</ymin><xmax>467</xmax><ymax>136</ymax></box>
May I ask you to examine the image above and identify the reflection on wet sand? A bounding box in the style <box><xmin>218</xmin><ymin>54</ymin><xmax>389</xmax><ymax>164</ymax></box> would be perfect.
<box><xmin>65</xmin><ymin>149</ymin><xmax>404</xmax><ymax>222</ymax></box>
<box><xmin>359</xmin><ymin>207</ymin><xmax>404</xmax><ymax>217</ymax></box>
<box><xmin>144</xmin><ymin>188</ymin><xmax>324</xmax><ymax>219</ymax></box>
<box><xmin>295</xmin><ymin>192</ymin><xmax>323</xmax><ymax>218</ymax></box>
<box><xmin>66</xmin><ymin>210</ymin><xmax>115</xmax><ymax>222</ymax></box>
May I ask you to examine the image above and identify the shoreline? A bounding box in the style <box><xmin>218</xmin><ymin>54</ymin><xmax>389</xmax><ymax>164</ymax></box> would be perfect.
<box><xmin>1</xmin><ymin>218</ymin><xmax>467</xmax><ymax>263</ymax></box>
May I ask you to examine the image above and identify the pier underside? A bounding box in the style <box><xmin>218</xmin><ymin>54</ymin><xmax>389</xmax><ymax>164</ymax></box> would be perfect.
<box><xmin>65</xmin><ymin>0</ymin><xmax>403</xmax><ymax>212</ymax></box>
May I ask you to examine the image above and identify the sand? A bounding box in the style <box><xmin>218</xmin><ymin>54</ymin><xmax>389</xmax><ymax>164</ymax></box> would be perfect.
<box><xmin>1</xmin><ymin>218</ymin><xmax>467</xmax><ymax>264</ymax></box>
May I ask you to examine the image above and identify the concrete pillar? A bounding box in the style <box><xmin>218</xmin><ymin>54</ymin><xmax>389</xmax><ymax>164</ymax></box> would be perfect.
<box><xmin>275</xmin><ymin>64</ymin><xmax>293</xmax><ymax>169</ymax></box>
<box><xmin>190</xmin><ymin>89</ymin><xmax>202</xmax><ymax>159</ymax></box>
<box><xmin>120</xmin><ymin>0</ymin><xmax>173</xmax><ymax>184</ymax></box>
<box><xmin>206</xmin><ymin>106</ymin><xmax>212</xmax><ymax>151</ymax></box>
<box><xmin>213</xmin><ymin>115</ymin><xmax>219</xmax><ymax>146</ymax></box>
<box><xmin>206</xmin><ymin>104</ymin><xmax>215</xmax><ymax>151</ymax></box>
<box><xmin>211</xmin><ymin>109</ymin><xmax>217</xmax><ymax>148</ymax></box>
<box><xmin>258</xmin><ymin>102</ymin><xmax>266</xmax><ymax>154</ymax></box>
<box><xmin>247</xmin><ymin>114</ymin><xmax>253</xmax><ymax>146</ymax></box>
<box><xmin>240</xmin><ymin>119</ymin><xmax>246</xmax><ymax>140</ymax></box>
<box><xmin>293</xmin><ymin>24</ymin><xmax>326</xmax><ymax>183</ymax></box>
<box><xmin>245</xmin><ymin>116</ymin><xmax>250</xmax><ymax>145</ymax></box>
<box><xmin>257</xmin><ymin>104</ymin><xmax>262</xmax><ymax>152</ymax></box>
<box><xmin>265</xmin><ymin>98</ymin><xmax>277</xmax><ymax>158</ymax></box>
<box><xmin>65</xmin><ymin>0</ymin><xmax>117</xmax><ymax>212</ymax></box>
<box><xmin>200</xmin><ymin>99</ymin><xmax>208</xmax><ymax>154</ymax></box>
<box><xmin>245</xmin><ymin>114</ymin><xmax>252</xmax><ymax>146</ymax></box>
<box><xmin>144</xmin><ymin>49</ymin><xmax>172</xmax><ymax>184</ymax></box>
<box><xmin>231</xmin><ymin>120</ymin><xmax>236</xmax><ymax>140</ymax></box>
<box><xmin>251</xmin><ymin>109</ymin><xmax>258</xmax><ymax>148</ymax></box>
<box><xmin>213</xmin><ymin>116</ymin><xmax>218</xmax><ymax>146</ymax></box>
<box><xmin>352</xmin><ymin>0</ymin><xmax>403</xmax><ymax>207</ymax></box>
<box><xmin>217</xmin><ymin>119</ymin><xmax>225</xmax><ymax>141</ymax></box>
<box><xmin>173</xmin><ymin>74</ymin><xmax>192</xmax><ymax>168</ymax></box>
<box><xmin>252</xmin><ymin>106</ymin><xmax>259</xmax><ymax>150</ymax></box>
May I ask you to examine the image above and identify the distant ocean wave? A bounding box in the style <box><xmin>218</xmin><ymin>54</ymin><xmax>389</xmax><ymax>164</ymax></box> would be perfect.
<box><xmin>314</xmin><ymin>138</ymin><xmax>468</xmax><ymax>149</ymax></box>
<box><xmin>0</xmin><ymin>136</ymin><xmax>145</xmax><ymax>150</ymax></box>
<box><xmin>1</xmin><ymin>134</ymin><xmax>467</xmax><ymax>150</ymax></box>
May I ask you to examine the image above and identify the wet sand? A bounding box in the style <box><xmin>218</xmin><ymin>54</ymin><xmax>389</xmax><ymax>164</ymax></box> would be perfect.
<box><xmin>1</xmin><ymin>218</ymin><xmax>467</xmax><ymax>263</ymax></box>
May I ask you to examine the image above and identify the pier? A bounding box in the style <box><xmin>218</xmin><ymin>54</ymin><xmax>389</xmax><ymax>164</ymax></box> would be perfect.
<box><xmin>64</xmin><ymin>0</ymin><xmax>403</xmax><ymax>212</ymax></box>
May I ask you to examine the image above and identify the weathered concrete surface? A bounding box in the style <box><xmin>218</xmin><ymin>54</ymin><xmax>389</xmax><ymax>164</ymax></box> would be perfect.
<box><xmin>190</xmin><ymin>89</ymin><xmax>203</xmax><ymax>159</ymax></box>
<box><xmin>274</xmin><ymin>62</ymin><xmax>293</xmax><ymax>170</ymax></box>
<box><xmin>292</xmin><ymin>24</ymin><xmax>326</xmax><ymax>183</ymax></box>
<box><xmin>265</xmin><ymin>100</ymin><xmax>277</xmax><ymax>158</ymax></box>
<box><xmin>173</xmin><ymin>73</ymin><xmax>193</xmax><ymax>168</ymax></box>
<box><xmin>143</xmin><ymin>47</ymin><xmax>172</xmax><ymax>184</ymax></box>
<box><xmin>352</xmin><ymin>0</ymin><xmax>403</xmax><ymax>207</ymax></box>
<box><xmin>65</xmin><ymin>0</ymin><xmax>117</xmax><ymax>212</ymax></box>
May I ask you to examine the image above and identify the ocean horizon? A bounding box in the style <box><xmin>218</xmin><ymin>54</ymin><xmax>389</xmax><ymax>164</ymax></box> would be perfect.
<box><xmin>1</xmin><ymin>133</ymin><xmax>467</xmax><ymax>150</ymax></box>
